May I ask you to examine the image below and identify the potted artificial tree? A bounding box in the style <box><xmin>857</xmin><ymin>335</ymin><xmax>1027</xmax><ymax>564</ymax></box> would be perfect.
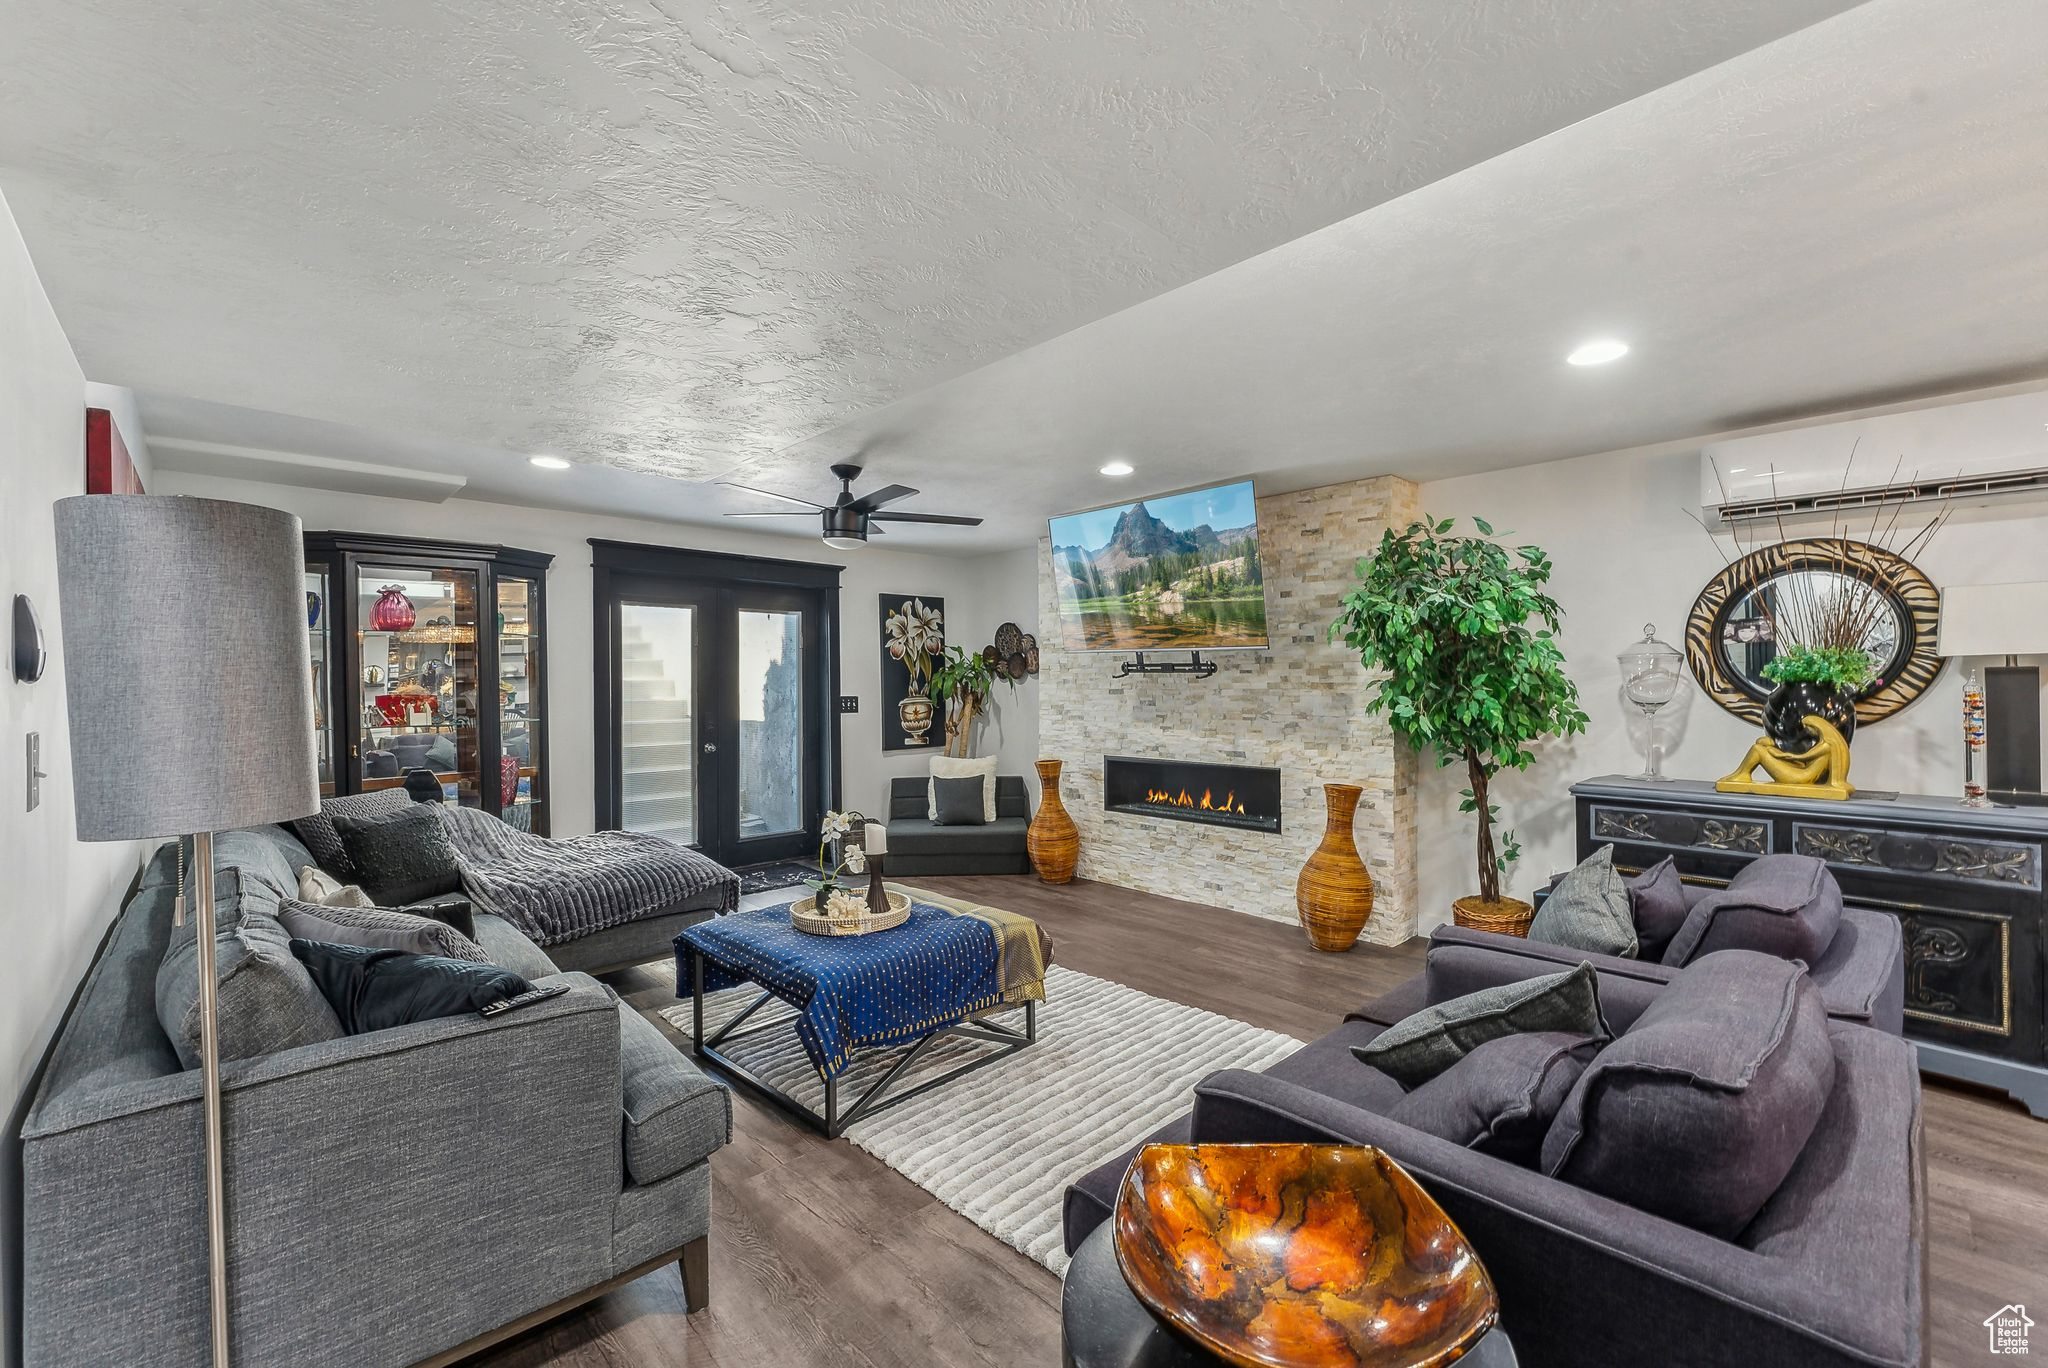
<box><xmin>930</xmin><ymin>644</ymin><xmax>1016</xmax><ymax>758</ymax></box>
<box><xmin>1330</xmin><ymin>516</ymin><xmax>1588</xmax><ymax>934</ymax></box>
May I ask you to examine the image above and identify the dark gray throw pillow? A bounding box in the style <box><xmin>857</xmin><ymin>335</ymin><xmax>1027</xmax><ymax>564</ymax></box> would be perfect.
<box><xmin>1541</xmin><ymin>950</ymin><xmax>1837</xmax><ymax>1238</ymax></box>
<box><xmin>1351</xmin><ymin>962</ymin><xmax>1607</xmax><ymax>1089</ymax></box>
<box><xmin>932</xmin><ymin>774</ymin><xmax>990</xmax><ymax>826</ymax></box>
<box><xmin>1527</xmin><ymin>845</ymin><xmax>1637</xmax><ymax>957</ymax></box>
<box><xmin>289</xmin><ymin>940</ymin><xmax>532</xmax><ymax>1035</ymax></box>
<box><xmin>1389</xmin><ymin>1030</ymin><xmax>1601</xmax><ymax>1165</ymax></box>
<box><xmin>331</xmin><ymin>803</ymin><xmax>464</xmax><ymax>907</ymax></box>
<box><xmin>1661</xmin><ymin>854</ymin><xmax>1843</xmax><ymax>967</ymax></box>
<box><xmin>277</xmin><ymin>898</ymin><xmax>490</xmax><ymax>963</ymax></box>
<box><xmin>1625</xmin><ymin>857</ymin><xmax>1690</xmax><ymax>961</ymax></box>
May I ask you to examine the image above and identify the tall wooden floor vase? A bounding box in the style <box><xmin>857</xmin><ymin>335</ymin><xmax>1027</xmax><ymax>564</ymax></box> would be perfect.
<box><xmin>1028</xmin><ymin>759</ymin><xmax>1080</xmax><ymax>884</ymax></box>
<box><xmin>1295</xmin><ymin>783</ymin><xmax>1375</xmax><ymax>951</ymax></box>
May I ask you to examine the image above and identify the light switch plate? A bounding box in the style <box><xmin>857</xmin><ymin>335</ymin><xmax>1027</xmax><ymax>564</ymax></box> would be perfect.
<box><xmin>26</xmin><ymin>731</ymin><xmax>43</xmax><ymax>811</ymax></box>
<box><xmin>837</xmin><ymin>695</ymin><xmax>860</xmax><ymax>714</ymax></box>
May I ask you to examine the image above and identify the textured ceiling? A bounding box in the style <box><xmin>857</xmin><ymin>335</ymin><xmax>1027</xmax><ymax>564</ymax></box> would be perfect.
<box><xmin>0</xmin><ymin>0</ymin><xmax>1854</xmax><ymax>490</ymax></box>
<box><xmin>740</xmin><ymin>0</ymin><xmax>2048</xmax><ymax>544</ymax></box>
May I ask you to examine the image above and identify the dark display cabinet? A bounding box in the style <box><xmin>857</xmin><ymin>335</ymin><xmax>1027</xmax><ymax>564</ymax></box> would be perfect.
<box><xmin>305</xmin><ymin>532</ymin><xmax>552</xmax><ymax>834</ymax></box>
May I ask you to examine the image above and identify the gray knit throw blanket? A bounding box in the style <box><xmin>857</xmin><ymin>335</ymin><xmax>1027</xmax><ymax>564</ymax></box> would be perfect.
<box><xmin>437</xmin><ymin>805</ymin><xmax>739</xmax><ymax>947</ymax></box>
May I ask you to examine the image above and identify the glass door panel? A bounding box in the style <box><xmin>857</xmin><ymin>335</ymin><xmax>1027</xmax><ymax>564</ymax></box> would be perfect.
<box><xmin>496</xmin><ymin>575</ymin><xmax>545</xmax><ymax>832</ymax></box>
<box><xmin>618</xmin><ymin>602</ymin><xmax>698</xmax><ymax>845</ymax></box>
<box><xmin>357</xmin><ymin>564</ymin><xmax>481</xmax><ymax>807</ymax></box>
<box><xmin>737</xmin><ymin>608</ymin><xmax>805</xmax><ymax>840</ymax></box>
<box><xmin>306</xmin><ymin>565</ymin><xmax>334</xmax><ymax>796</ymax></box>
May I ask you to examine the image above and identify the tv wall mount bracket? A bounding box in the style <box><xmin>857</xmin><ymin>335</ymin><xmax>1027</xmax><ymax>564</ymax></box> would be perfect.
<box><xmin>1116</xmin><ymin>652</ymin><xmax>1219</xmax><ymax>679</ymax></box>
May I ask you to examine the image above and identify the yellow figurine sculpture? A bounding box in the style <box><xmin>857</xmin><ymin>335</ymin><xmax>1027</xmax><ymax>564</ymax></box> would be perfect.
<box><xmin>1716</xmin><ymin>715</ymin><xmax>1854</xmax><ymax>800</ymax></box>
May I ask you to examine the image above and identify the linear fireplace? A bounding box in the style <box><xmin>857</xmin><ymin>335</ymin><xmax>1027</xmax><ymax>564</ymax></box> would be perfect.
<box><xmin>1103</xmin><ymin>755</ymin><xmax>1283</xmax><ymax>834</ymax></box>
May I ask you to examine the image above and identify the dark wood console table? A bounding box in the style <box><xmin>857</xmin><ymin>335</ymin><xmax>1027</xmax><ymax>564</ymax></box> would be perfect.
<box><xmin>1573</xmin><ymin>775</ymin><xmax>2048</xmax><ymax>1117</ymax></box>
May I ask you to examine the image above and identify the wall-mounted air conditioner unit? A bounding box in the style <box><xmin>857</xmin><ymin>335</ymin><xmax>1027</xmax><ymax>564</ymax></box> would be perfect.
<box><xmin>1700</xmin><ymin>389</ymin><xmax>2048</xmax><ymax>528</ymax></box>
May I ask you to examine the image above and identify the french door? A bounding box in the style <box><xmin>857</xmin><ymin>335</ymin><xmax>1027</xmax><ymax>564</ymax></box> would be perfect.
<box><xmin>594</xmin><ymin>543</ymin><xmax>840</xmax><ymax>870</ymax></box>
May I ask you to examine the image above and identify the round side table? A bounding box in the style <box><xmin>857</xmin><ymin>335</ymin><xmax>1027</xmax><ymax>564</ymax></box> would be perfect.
<box><xmin>1060</xmin><ymin>1224</ymin><xmax>1518</xmax><ymax>1368</ymax></box>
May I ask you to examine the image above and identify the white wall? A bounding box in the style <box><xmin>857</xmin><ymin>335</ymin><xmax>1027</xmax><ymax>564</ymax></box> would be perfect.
<box><xmin>1412</xmin><ymin>436</ymin><xmax>2048</xmax><ymax>930</ymax></box>
<box><xmin>148</xmin><ymin>470</ymin><xmax>1026</xmax><ymax>831</ymax></box>
<box><xmin>0</xmin><ymin>188</ymin><xmax>154</xmax><ymax>1364</ymax></box>
<box><xmin>949</xmin><ymin>544</ymin><xmax>1042</xmax><ymax>802</ymax></box>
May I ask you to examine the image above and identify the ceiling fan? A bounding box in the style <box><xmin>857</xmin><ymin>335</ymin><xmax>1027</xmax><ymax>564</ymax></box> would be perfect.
<box><xmin>721</xmin><ymin>463</ymin><xmax>983</xmax><ymax>549</ymax></box>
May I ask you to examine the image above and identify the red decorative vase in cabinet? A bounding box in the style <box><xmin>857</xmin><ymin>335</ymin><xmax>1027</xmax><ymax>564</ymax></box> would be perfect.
<box><xmin>369</xmin><ymin>585</ymin><xmax>416</xmax><ymax>632</ymax></box>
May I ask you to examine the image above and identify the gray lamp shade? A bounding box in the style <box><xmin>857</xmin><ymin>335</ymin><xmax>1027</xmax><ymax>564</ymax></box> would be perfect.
<box><xmin>53</xmin><ymin>495</ymin><xmax>321</xmax><ymax>841</ymax></box>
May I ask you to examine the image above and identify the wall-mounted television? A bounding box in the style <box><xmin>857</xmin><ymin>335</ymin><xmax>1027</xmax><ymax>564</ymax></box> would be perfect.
<box><xmin>1048</xmin><ymin>479</ymin><xmax>1268</xmax><ymax>652</ymax></box>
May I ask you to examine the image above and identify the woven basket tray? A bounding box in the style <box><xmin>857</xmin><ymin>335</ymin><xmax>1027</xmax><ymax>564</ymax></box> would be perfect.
<box><xmin>791</xmin><ymin>889</ymin><xmax>911</xmax><ymax>937</ymax></box>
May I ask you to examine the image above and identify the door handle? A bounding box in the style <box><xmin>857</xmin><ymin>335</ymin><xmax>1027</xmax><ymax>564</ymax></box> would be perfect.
<box><xmin>702</xmin><ymin>741</ymin><xmax>718</xmax><ymax>754</ymax></box>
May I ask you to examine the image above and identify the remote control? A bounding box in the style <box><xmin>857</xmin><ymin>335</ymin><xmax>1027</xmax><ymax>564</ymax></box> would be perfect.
<box><xmin>479</xmin><ymin>983</ymin><xmax>572</xmax><ymax>1017</ymax></box>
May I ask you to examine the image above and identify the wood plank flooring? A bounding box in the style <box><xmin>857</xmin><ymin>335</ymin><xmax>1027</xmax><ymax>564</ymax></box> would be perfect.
<box><xmin>456</xmin><ymin>876</ymin><xmax>2047</xmax><ymax>1368</ymax></box>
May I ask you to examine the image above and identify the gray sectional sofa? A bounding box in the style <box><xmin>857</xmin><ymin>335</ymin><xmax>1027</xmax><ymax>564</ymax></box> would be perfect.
<box><xmin>21</xmin><ymin>820</ymin><xmax>730</xmax><ymax>1368</ymax></box>
<box><xmin>882</xmin><ymin>774</ymin><xmax>1033</xmax><ymax>876</ymax></box>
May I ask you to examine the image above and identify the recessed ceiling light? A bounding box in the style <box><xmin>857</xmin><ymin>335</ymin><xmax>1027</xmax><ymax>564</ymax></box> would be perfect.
<box><xmin>1727</xmin><ymin>467</ymin><xmax>1748</xmax><ymax>474</ymax></box>
<box><xmin>1566</xmin><ymin>339</ymin><xmax>1629</xmax><ymax>367</ymax></box>
<box><xmin>1099</xmin><ymin>460</ymin><xmax>1134</xmax><ymax>477</ymax></box>
<box><xmin>529</xmin><ymin>455</ymin><xmax>572</xmax><ymax>470</ymax></box>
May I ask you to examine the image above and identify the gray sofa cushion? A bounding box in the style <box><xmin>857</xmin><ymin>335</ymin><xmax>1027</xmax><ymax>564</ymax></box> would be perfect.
<box><xmin>1527</xmin><ymin>845</ymin><xmax>1637</xmax><ymax>957</ymax></box>
<box><xmin>277</xmin><ymin>898</ymin><xmax>490</xmax><ymax>963</ymax></box>
<box><xmin>1389</xmin><ymin>1030</ymin><xmax>1600</xmax><ymax>1165</ymax></box>
<box><xmin>1353</xmin><ymin>961</ymin><xmax>1607</xmax><ymax>1089</ymax></box>
<box><xmin>155</xmin><ymin>870</ymin><xmax>345</xmax><ymax>1068</ymax></box>
<box><xmin>1663</xmin><ymin>854</ymin><xmax>1843</xmax><ymax>967</ymax></box>
<box><xmin>1264</xmin><ymin>1018</ymin><xmax>1409</xmax><ymax>1115</ymax></box>
<box><xmin>1542</xmin><ymin>950</ymin><xmax>1837</xmax><ymax>1238</ymax></box>
<box><xmin>470</xmin><ymin>912</ymin><xmax>562</xmax><ymax>980</ymax></box>
<box><xmin>618</xmin><ymin>1006</ymin><xmax>731</xmax><ymax>1185</ymax></box>
<box><xmin>1624</xmin><ymin>856</ymin><xmax>1689</xmax><ymax>961</ymax></box>
<box><xmin>886</xmin><ymin>815</ymin><xmax>1030</xmax><ymax>858</ymax></box>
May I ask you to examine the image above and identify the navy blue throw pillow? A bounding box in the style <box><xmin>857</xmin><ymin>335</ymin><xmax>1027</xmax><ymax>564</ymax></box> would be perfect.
<box><xmin>290</xmin><ymin>939</ymin><xmax>531</xmax><ymax>1034</ymax></box>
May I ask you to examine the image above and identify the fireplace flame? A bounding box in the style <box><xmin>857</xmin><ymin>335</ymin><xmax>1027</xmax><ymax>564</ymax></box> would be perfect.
<box><xmin>1144</xmin><ymin>785</ymin><xmax>1248</xmax><ymax>816</ymax></box>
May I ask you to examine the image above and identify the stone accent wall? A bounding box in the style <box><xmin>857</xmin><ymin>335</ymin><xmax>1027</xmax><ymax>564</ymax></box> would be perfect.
<box><xmin>1037</xmin><ymin>476</ymin><xmax>1421</xmax><ymax>943</ymax></box>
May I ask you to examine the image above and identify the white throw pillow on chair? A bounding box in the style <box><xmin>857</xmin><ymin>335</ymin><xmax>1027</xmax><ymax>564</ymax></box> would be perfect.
<box><xmin>928</xmin><ymin>755</ymin><xmax>998</xmax><ymax>823</ymax></box>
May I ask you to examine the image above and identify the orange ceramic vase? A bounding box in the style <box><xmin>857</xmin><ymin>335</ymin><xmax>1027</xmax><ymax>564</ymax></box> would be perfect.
<box><xmin>1295</xmin><ymin>783</ymin><xmax>1375</xmax><ymax>952</ymax></box>
<box><xmin>1028</xmin><ymin>759</ymin><xmax>1080</xmax><ymax>884</ymax></box>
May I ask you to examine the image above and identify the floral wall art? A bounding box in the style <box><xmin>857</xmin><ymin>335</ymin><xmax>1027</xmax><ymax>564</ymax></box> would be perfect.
<box><xmin>880</xmin><ymin>594</ymin><xmax>945</xmax><ymax>750</ymax></box>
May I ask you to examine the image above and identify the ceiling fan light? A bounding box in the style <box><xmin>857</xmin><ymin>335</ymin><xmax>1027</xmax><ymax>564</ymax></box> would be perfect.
<box><xmin>822</xmin><ymin>534</ymin><xmax>867</xmax><ymax>551</ymax></box>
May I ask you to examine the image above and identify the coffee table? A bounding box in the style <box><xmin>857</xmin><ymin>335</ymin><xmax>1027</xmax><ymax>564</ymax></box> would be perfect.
<box><xmin>1062</xmin><ymin>1224</ymin><xmax>1520</xmax><ymax>1367</ymax></box>
<box><xmin>675</xmin><ymin>889</ymin><xmax>1043</xmax><ymax>1137</ymax></box>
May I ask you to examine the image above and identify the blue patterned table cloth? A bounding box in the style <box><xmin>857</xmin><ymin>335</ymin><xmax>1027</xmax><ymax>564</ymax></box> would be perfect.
<box><xmin>675</xmin><ymin>895</ymin><xmax>1039</xmax><ymax>1079</ymax></box>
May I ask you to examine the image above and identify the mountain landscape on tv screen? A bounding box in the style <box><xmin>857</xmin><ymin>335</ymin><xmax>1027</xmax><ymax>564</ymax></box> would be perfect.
<box><xmin>1050</xmin><ymin>493</ymin><xmax>1267</xmax><ymax>650</ymax></box>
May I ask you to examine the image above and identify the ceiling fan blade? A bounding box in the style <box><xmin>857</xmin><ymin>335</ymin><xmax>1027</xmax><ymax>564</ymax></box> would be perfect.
<box><xmin>868</xmin><ymin>511</ymin><xmax>983</xmax><ymax>526</ymax></box>
<box><xmin>723</xmin><ymin>510</ymin><xmax>815</xmax><ymax>518</ymax></box>
<box><xmin>718</xmin><ymin>481</ymin><xmax>829</xmax><ymax>510</ymax></box>
<box><xmin>846</xmin><ymin>483</ymin><xmax>918</xmax><ymax>514</ymax></box>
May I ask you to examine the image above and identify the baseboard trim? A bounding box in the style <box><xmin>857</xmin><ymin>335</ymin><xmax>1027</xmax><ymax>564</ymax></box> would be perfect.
<box><xmin>409</xmin><ymin>1237</ymin><xmax>704</xmax><ymax>1368</ymax></box>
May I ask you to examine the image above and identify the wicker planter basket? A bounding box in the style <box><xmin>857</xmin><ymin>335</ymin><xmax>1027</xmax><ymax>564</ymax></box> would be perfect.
<box><xmin>1451</xmin><ymin>895</ymin><xmax>1535</xmax><ymax>938</ymax></box>
<box><xmin>791</xmin><ymin>889</ymin><xmax>911</xmax><ymax>937</ymax></box>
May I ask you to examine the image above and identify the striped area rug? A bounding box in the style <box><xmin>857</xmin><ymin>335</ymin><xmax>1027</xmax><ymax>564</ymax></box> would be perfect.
<box><xmin>660</xmin><ymin>964</ymin><xmax>1300</xmax><ymax>1274</ymax></box>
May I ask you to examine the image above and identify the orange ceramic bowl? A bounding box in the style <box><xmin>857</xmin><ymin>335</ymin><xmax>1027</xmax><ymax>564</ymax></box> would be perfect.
<box><xmin>1112</xmin><ymin>1143</ymin><xmax>1498</xmax><ymax>1368</ymax></box>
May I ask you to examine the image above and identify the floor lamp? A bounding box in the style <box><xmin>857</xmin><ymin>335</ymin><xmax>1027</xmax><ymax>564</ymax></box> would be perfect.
<box><xmin>53</xmin><ymin>494</ymin><xmax>320</xmax><ymax>1367</ymax></box>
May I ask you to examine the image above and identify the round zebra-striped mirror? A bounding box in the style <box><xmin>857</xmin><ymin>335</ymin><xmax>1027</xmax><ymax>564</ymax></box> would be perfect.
<box><xmin>1685</xmin><ymin>537</ymin><xmax>1942</xmax><ymax>728</ymax></box>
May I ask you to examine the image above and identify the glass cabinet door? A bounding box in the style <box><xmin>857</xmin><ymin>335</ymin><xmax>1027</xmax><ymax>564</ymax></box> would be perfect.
<box><xmin>496</xmin><ymin>573</ymin><xmax>546</xmax><ymax>832</ymax></box>
<box><xmin>306</xmin><ymin>564</ymin><xmax>335</xmax><ymax>795</ymax></box>
<box><xmin>356</xmin><ymin>564</ymin><xmax>482</xmax><ymax>807</ymax></box>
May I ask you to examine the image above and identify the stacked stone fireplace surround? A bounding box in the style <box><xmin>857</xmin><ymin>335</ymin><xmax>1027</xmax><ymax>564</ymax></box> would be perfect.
<box><xmin>1037</xmin><ymin>475</ymin><xmax>1421</xmax><ymax>945</ymax></box>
